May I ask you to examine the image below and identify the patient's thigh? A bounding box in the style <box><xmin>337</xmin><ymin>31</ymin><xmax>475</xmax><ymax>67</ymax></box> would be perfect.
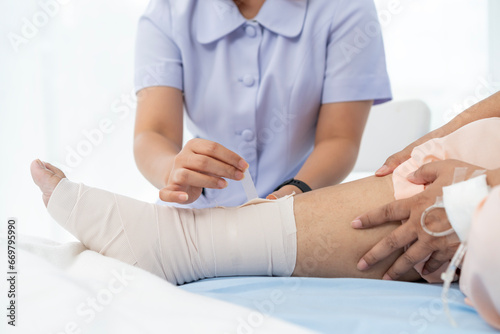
<box><xmin>292</xmin><ymin>175</ymin><xmax>420</xmax><ymax>281</ymax></box>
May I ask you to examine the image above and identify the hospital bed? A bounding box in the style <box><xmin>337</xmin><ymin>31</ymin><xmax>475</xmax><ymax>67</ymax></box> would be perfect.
<box><xmin>9</xmin><ymin>235</ymin><xmax>496</xmax><ymax>334</ymax></box>
<box><xmin>6</xmin><ymin>101</ymin><xmax>497</xmax><ymax>333</ymax></box>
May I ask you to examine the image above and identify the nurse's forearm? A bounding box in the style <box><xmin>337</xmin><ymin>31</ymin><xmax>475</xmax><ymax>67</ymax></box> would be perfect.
<box><xmin>292</xmin><ymin>100</ymin><xmax>371</xmax><ymax>191</ymax></box>
<box><xmin>134</xmin><ymin>87</ymin><xmax>184</xmax><ymax>190</ymax></box>
<box><xmin>295</xmin><ymin>138</ymin><xmax>359</xmax><ymax>189</ymax></box>
<box><xmin>376</xmin><ymin>92</ymin><xmax>500</xmax><ymax>177</ymax></box>
<box><xmin>433</xmin><ymin>91</ymin><xmax>500</xmax><ymax>139</ymax></box>
<box><xmin>133</xmin><ymin>131</ymin><xmax>180</xmax><ymax>189</ymax></box>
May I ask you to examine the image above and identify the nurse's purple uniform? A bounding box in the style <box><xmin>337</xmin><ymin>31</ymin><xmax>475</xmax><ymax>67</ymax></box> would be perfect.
<box><xmin>134</xmin><ymin>0</ymin><xmax>392</xmax><ymax>208</ymax></box>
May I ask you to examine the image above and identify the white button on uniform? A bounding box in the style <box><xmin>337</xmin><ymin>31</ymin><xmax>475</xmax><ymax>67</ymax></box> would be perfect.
<box><xmin>245</xmin><ymin>25</ymin><xmax>257</xmax><ymax>38</ymax></box>
<box><xmin>242</xmin><ymin>129</ymin><xmax>255</xmax><ymax>141</ymax></box>
<box><xmin>243</xmin><ymin>75</ymin><xmax>255</xmax><ymax>87</ymax></box>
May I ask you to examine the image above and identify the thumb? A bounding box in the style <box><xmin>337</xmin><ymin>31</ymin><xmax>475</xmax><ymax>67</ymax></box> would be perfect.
<box><xmin>159</xmin><ymin>187</ymin><xmax>190</xmax><ymax>204</ymax></box>
<box><xmin>375</xmin><ymin>151</ymin><xmax>411</xmax><ymax>177</ymax></box>
<box><xmin>407</xmin><ymin>163</ymin><xmax>439</xmax><ymax>185</ymax></box>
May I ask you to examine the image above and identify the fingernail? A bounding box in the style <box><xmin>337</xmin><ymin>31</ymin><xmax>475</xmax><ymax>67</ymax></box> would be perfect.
<box><xmin>239</xmin><ymin>159</ymin><xmax>249</xmax><ymax>170</ymax></box>
<box><xmin>218</xmin><ymin>180</ymin><xmax>227</xmax><ymax>188</ymax></box>
<box><xmin>382</xmin><ymin>274</ymin><xmax>392</xmax><ymax>281</ymax></box>
<box><xmin>179</xmin><ymin>193</ymin><xmax>188</xmax><ymax>202</ymax></box>
<box><xmin>351</xmin><ymin>218</ymin><xmax>362</xmax><ymax>229</ymax></box>
<box><xmin>235</xmin><ymin>171</ymin><xmax>244</xmax><ymax>180</ymax></box>
<box><xmin>267</xmin><ymin>195</ymin><xmax>278</xmax><ymax>200</ymax></box>
<box><xmin>422</xmin><ymin>269</ymin><xmax>430</xmax><ymax>275</ymax></box>
<box><xmin>375</xmin><ymin>165</ymin><xmax>389</xmax><ymax>176</ymax></box>
<box><xmin>357</xmin><ymin>259</ymin><xmax>369</xmax><ymax>271</ymax></box>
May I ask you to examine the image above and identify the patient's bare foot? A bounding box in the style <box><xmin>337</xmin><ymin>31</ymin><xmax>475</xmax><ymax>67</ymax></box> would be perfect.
<box><xmin>30</xmin><ymin>159</ymin><xmax>66</xmax><ymax>207</ymax></box>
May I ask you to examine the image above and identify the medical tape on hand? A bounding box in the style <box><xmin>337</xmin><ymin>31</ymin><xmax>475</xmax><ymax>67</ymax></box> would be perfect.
<box><xmin>241</xmin><ymin>169</ymin><xmax>259</xmax><ymax>201</ymax></box>
<box><xmin>451</xmin><ymin>167</ymin><xmax>468</xmax><ymax>184</ymax></box>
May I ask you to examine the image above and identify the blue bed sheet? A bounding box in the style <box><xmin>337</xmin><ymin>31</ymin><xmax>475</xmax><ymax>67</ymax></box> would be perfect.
<box><xmin>181</xmin><ymin>277</ymin><xmax>497</xmax><ymax>333</ymax></box>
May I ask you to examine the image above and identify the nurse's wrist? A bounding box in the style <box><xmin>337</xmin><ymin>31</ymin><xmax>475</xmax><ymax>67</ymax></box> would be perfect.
<box><xmin>274</xmin><ymin>178</ymin><xmax>312</xmax><ymax>194</ymax></box>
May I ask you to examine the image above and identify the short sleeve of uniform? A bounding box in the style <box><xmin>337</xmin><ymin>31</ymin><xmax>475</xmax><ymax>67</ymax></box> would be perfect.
<box><xmin>322</xmin><ymin>0</ymin><xmax>392</xmax><ymax>105</ymax></box>
<box><xmin>134</xmin><ymin>0</ymin><xmax>183</xmax><ymax>93</ymax></box>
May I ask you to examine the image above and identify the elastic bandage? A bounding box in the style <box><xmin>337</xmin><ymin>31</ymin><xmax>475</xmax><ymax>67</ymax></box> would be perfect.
<box><xmin>47</xmin><ymin>179</ymin><xmax>297</xmax><ymax>285</ymax></box>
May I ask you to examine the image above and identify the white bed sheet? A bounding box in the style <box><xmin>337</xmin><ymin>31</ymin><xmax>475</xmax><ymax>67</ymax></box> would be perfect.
<box><xmin>1</xmin><ymin>236</ymin><xmax>310</xmax><ymax>334</ymax></box>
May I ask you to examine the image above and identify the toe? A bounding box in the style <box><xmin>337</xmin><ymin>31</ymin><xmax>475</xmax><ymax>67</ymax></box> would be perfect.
<box><xmin>31</xmin><ymin>159</ymin><xmax>65</xmax><ymax>207</ymax></box>
<box><xmin>30</xmin><ymin>159</ymin><xmax>47</xmax><ymax>186</ymax></box>
<box><xmin>44</xmin><ymin>162</ymin><xmax>66</xmax><ymax>179</ymax></box>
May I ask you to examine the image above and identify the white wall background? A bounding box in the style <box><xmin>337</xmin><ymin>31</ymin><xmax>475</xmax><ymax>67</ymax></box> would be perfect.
<box><xmin>490</xmin><ymin>0</ymin><xmax>500</xmax><ymax>82</ymax></box>
<box><xmin>0</xmin><ymin>0</ymin><xmax>498</xmax><ymax>242</ymax></box>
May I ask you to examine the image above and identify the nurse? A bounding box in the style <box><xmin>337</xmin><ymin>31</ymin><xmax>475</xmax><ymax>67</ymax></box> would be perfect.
<box><xmin>133</xmin><ymin>0</ymin><xmax>392</xmax><ymax>208</ymax></box>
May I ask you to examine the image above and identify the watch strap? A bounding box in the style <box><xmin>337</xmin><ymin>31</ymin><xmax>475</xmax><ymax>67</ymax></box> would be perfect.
<box><xmin>273</xmin><ymin>178</ymin><xmax>312</xmax><ymax>193</ymax></box>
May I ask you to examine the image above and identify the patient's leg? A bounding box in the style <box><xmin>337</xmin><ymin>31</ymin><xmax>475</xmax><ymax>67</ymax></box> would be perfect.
<box><xmin>292</xmin><ymin>176</ymin><xmax>420</xmax><ymax>281</ymax></box>
<box><xmin>32</xmin><ymin>160</ymin><xmax>297</xmax><ymax>284</ymax></box>
<box><xmin>31</xmin><ymin>160</ymin><xmax>420</xmax><ymax>285</ymax></box>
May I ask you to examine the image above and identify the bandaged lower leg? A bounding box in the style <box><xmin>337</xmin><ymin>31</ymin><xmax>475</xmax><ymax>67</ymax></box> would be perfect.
<box><xmin>47</xmin><ymin>179</ymin><xmax>297</xmax><ymax>285</ymax></box>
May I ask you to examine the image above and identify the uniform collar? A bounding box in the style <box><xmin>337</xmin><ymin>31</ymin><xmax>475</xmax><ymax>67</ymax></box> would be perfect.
<box><xmin>255</xmin><ymin>0</ymin><xmax>307</xmax><ymax>38</ymax></box>
<box><xmin>196</xmin><ymin>0</ymin><xmax>308</xmax><ymax>44</ymax></box>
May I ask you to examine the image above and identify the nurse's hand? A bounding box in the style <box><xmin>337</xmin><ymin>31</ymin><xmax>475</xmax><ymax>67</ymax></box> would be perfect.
<box><xmin>354</xmin><ymin>160</ymin><xmax>483</xmax><ymax>280</ymax></box>
<box><xmin>266</xmin><ymin>185</ymin><xmax>303</xmax><ymax>200</ymax></box>
<box><xmin>375</xmin><ymin>131</ymin><xmax>444</xmax><ymax>177</ymax></box>
<box><xmin>160</xmin><ymin>139</ymin><xmax>248</xmax><ymax>204</ymax></box>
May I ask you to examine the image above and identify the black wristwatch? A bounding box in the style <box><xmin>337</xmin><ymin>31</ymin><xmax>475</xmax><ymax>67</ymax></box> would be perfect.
<box><xmin>273</xmin><ymin>178</ymin><xmax>312</xmax><ymax>193</ymax></box>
